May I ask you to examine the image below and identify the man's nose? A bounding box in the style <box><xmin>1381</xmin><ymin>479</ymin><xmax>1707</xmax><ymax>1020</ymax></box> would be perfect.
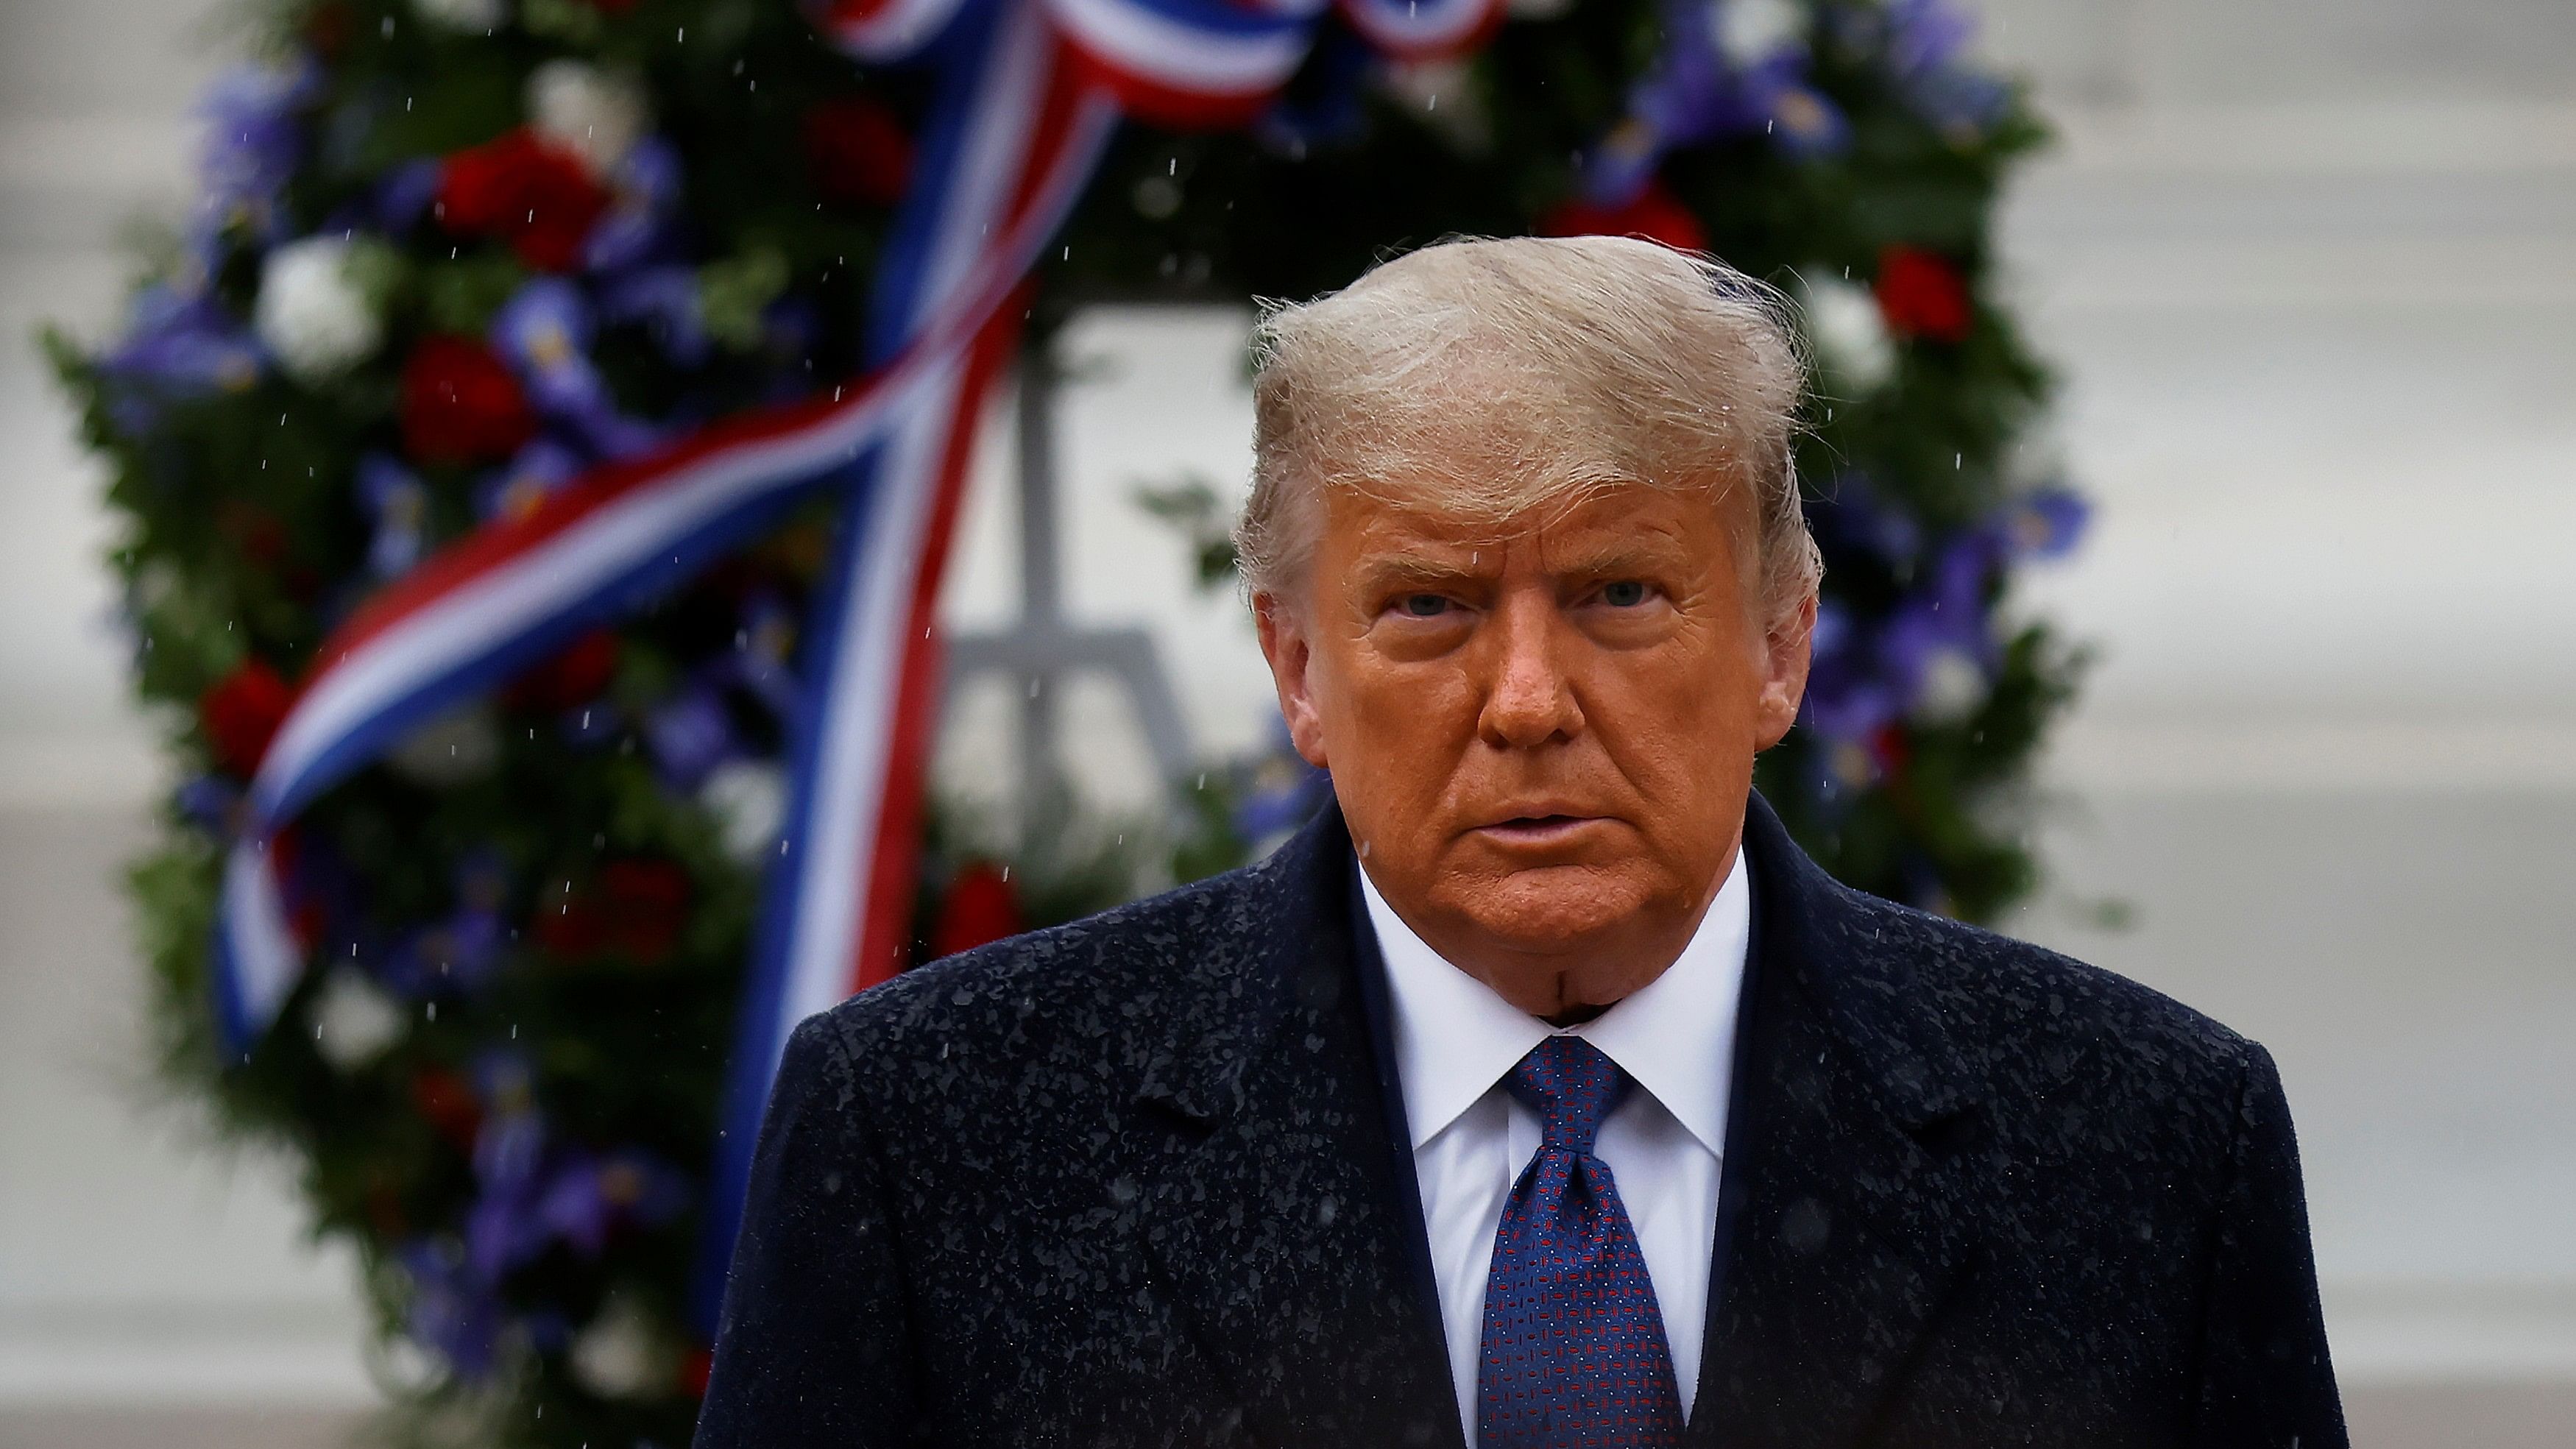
<box><xmin>1476</xmin><ymin>591</ymin><xmax>1584</xmax><ymax>748</ymax></box>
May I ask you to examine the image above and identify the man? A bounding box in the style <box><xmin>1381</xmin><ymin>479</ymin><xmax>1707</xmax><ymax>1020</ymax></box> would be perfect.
<box><xmin>697</xmin><ymin>237</ymin><xmax>2345</xmax><ymax>1448</ymax></box>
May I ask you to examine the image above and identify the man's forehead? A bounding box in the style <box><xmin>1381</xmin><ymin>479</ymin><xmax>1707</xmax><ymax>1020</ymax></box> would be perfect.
<box><xmin>1323</xmin><ymin>476</ymin><xmax>1739</xmax><ymax>559</ymax></box>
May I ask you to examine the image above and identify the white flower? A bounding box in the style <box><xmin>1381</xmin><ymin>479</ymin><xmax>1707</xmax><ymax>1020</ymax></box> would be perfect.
<box><xmin>698</xmin><ymin>759</ymin><xmax>786</xmax><ymax>865</ymax></box>
<box><xmin>569</xmin><ymin>1295</ymin><xmax>669</xmax><ymax>1400</ymax></box>
<box><xmin>311</xmin><ymin>968</ymin><xmax>404</xmax><ymax>1071</ymax></box>
<box><xmin>1801</xmin><ymin>274</ymin><xmax>1895</xmax><ymax>394</ymax></box>
<box><xmin>1712</xmin><ymin>0</ymin><xmax>1807</xmax><ymax>68</ymax></box>
<box><xmin>1910</xmin><ymin>646</ymin><xmax>1990</xmax><ymax>724</ymax></box>
<box><xmin>528</xmin><ymin>60</ymin><xmax>649</xmax><ymax>177</ymax></box>
<box><xmin>413</xmin><ymin>0</ymin><xmax>506</xmax><ymax>29</ymax></box>
<box><xmin>1381</xmin><ymin>60</ymin><xmax>1491</xmax><ymax>152</ymax></box>
<box><xmin>255</xmin><ymin>237</ymin><xmax>382</xmax><ymax>381</ymax></box>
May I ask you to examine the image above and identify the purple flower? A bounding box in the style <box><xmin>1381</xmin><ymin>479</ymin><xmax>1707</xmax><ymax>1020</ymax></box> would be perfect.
<box><xmin>416</xmin><ymin>909</ymin><xmax>506</xmax><ymax>992</ymax></box>
<box><xmin>1927</xmin><ymin>525</ymin><xmax>2002</xmax><ymax>612</ymax></box>
<box><xmin>175</xmin><ymin>775</ymin><xmax>244</xmax><ymax>835</ymax></box>
<box><xmin>1577</xmin><ymin>2</ymin><xmax>1727</xmax><ymax>205</ymax></box>
<box><xmin>358</xmin><ymin>453</ymin><xmax>427</xmax><ymax>579</ymax></box>
<box><xmin>1872</xmin><ymin>531</ymin><xmax>2007</xmax><ymax>722</ymax></box>
<box><xmin>476</xmin><ymin>435</ymin><xmax>587</xmax><ymax>523</ymax></box>
<box><xmin>1760</xmin><ymin>74</ymin><xmax>1850</xmax><ymax>157</ymax></box>
<box><xmin>595</xmin><ymin>1149</ymin><xmax>690</xmax><ymax>1225</ymax></box>
<box><xmin>196</xmin><ymin>60</ymin><xmax>319</xmax><ymax>244</ymax></box>
<box><xmin>1800</xmin><ymin>600</ymin><xmax>1901</xmax><ymax>743</ymax></box>
<box><xmin>1875</xmin><ymin>596</ymin><xmax>1988</xmax><ymax>717</ymax></box>
<box><xmin>465</xmin><ymin>1137</ymin><xmax>551</xmax><ymax>1283</ymax></box>
<box><xmin>1629</xmin><ymin>7</ymin><xmax>1730</xmax><ymax>140</ymax></box>
<box><xmin>464</xmin><ymin>1105</ymin><xmax>690</xmax><ymax>1287</ymax></box>
<box><xmin>490</xmin><ymin>279</ymin><xmax>659</xmax><ymax>458</ymax></box>
<box><xmin>533</xmin><ymin>1152</ymin><xmax>620</xmax><ymax>1258</ymax></box>
<box><xmin>645</xmin><ymin>684</ymin><xmax>736</xmax><ymax>791</ymax></box>
<box><xmin>1232</xmin><ymin>720</ymin><xmax>1333</xmax><ymax>845</ymax></box>
<box><xmin>373</xmin><ymin>157</ymin><xmax>445</xmax><ymax>234</ymax></box>
<box><xmin>534</xmin><ymin>1147</ymin><xmax>690</xmax><ymax>1259</ymax></box>
<box><xmin>2000</xmin><ymin>486</ymin><xmax>2089</xmax><ymax>560</ymax></box>
<box><xmin>581</xmin><ymin>138</ymin><xmax>686</xmax><ymax>275</ymax></box>
<box><xmin>103</xmin><ymin>284</ymin><xmax>263</xmax><ymax>397</ymax></box>
<box><xmin>1883</xmin><ymin>0</ymin><xmax>1977</xmax><ymax>76</ymax></box>
<box><xmin>403</xmin><ymin>1051</ymin><xmax>693</xmax><ymax>1384</ymax></box>
<box><xmin>758</xmin><ymin>297</ymin><xmax>825</xmax><ymax>398</ymax></box>
<box><xmin>1804</xmin><ymin>523</ymin><xmax>2002</xmax><ymax>741</ymax></box>
<box><xmin>1808</xmin><ymin>473</ymin><xmax>1924</xmax><ymax>571</ymax></box>
<box><xmin>399</xmin><ymin>1238</ymin><xmax>506</xmax><ymax>1381</ymax></box>
<box><xmin>718</xmin><ymin>592</ymin><xmax>803</xmax><ymax>722</ymax></box>
<box><xmin>559</xmin><ymin>695</ymin><xmax>624</xmax><ymax>747</ymax></box>
<box><xmin>598</xmin><ymin>264</ymin><xmax>710</xmax><ymax>369</ymax></box>
<box><xmin>383</xmin><ymin>855</ymin><xmax>512</xmax><ymax>997</ymax></box>
<box><xmin>1256</xmin><ymin>29</ymin><xmax>1377</xmax><ymax>156</ymax></box>
<box><xmin>1579</xmin><ymin>0</ymin><xmax>1849</xmax><ymax>205</ymax></box>
<box><xmin>1876</xmin><ymin>0</ymin><xmax>2012</xmax><ymax>134</ymax></box>
<box><xmin>1908</xmin><ymin>66</ymin><xmax>2011</xmax><ymax>135</ymax></box>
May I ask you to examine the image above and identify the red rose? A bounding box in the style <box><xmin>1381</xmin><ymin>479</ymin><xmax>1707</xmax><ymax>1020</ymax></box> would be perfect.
<box><xmin>438</xmin><ymin>127</ymin><xmax>612</xmax><ymax>273</ymax></box>
<box><xmin>537</xmin><ymin>858</ymin><xmax>693</xmax><ymax>964</ymax></box>
<box><xmin>802</xmin><ymin>96</ymin><xmax>914</xmax><ymax>208</ymax></box>
<box><xmin>534</xmin><ymin>876</ymin><xmax>605</xmax><ymax>960</ymax></box>
<box><xmin>679</xmin><ymin>1345</ymin><xmax>714</xmax><ymax>1398</ymax></box>
<box><xmin>303</xmin><ymin>1</ymin><xmax>354</xmax><ymax>58</ymax></box>
<box><xmin>216</xmin><ymin>499</ymin><xmax>290</xmax><ymax>565</ymax></box>
<box><xmin>506</xmin><ymin>628</ymin><xmax>622</xmax><ymax>714</ymax></box>
<box><xmin>1875</xmin><ymin>245</ymin><xmax>1975</xmax><ymax>344</ymax></box>
<box><xmin>930</xmin><ymin>860</ymin><xmax>1025</xmax><ymax>960</ymax></box>
<box><xmin>411</xmin><ymin>1066</ymin><xmax>484</xmax><ymax>1151</ymax></box>
<box><xmin>400</xmin><ymin>336</ymin><xmax>536</xmax><ymax>465</ymax></box>
<box><xmin>599</xmin><ymin>859</ymin><xmax>693</xmax><ymax>962</ymax></box>
<box><xmin>1869</xmin><ymin>722</ymin><xmax>1912</xmax><ymax>783</ymax></box>
<box><xmin>200</xmin><ymin>658</ymin><xmax>294</xmax><ymax>777</ymax></box>
<box><xmin>1539</xmin><ymin>180</ymin><xmax>1708</xmax><ymax>253</ymax></box>
<box><xmin>437</xmin><ymin>132</ymin><xmax>526</xmax><ymax>233</ymax></box>
<box><xmin>364</xmin><ymin>1180</ymin><xmax>409</xmax><ymax>1239</ymax></box>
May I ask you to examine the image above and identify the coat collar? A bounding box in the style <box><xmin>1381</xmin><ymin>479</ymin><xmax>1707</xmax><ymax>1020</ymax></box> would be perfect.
<box><xmin>1687</xmin><ymin>791</ymin><xmax>1987</xmax><ymax>1448</ymax></box>
<box><xmin>1132</xmin><ymin>806</ymin><xmax>1463</xmax><ymax>1449</ymax></box>
<box><xmin>1738</xmin><ymin>790</ymin><xmax>1986</xmax><ymax>1130</ymax></box>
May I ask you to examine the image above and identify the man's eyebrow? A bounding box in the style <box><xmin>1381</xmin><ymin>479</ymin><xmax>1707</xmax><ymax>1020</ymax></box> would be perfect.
<box><xmin>1542</xmin><ymin>536</ymin><xmax>1694</xmax><ymax>578</ymax></box>
<box><xmin>1348</xmin><ymin>554</ymin><xmax>1490</xmax><ymax>591</ymax></box>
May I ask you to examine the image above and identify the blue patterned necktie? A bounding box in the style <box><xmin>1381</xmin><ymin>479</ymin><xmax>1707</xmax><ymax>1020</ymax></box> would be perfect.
<box><xmin>1476</xmin><ymin>1034</ymin><xmax>1686</xmax><ymax>1448</ymax></box>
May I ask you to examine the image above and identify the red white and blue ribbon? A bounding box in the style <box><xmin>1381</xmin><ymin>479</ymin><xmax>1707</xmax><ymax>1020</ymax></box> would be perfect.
<box><xmin>207</xmin><ymin>0</ymin><xmax>1503</xmax><ymax>1322</ymax></box>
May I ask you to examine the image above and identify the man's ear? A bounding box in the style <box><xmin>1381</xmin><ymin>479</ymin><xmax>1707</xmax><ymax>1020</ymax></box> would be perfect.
<box><xmin>1253</xmin><ymin>589</ymin><xmax>1331</xmax><ymax>770</ymax></box>
<box><xmin>1753</xmin><ymin>591</ymin><xmax>1816</xmax><ymax>751</ymax></box>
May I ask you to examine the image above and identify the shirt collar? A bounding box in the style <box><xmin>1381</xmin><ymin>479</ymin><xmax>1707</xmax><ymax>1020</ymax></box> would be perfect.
<box><xmin>1358</xmin><ymin>849</ymin><xmax>1751</xmax><ymax>1160</ymax></box>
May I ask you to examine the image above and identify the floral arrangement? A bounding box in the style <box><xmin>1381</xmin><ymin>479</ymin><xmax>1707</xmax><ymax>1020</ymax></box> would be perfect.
<box><xmin>46</xmin><ymin>0</ymin><xmax>2078</xmax><ymax>1444</ymax></box>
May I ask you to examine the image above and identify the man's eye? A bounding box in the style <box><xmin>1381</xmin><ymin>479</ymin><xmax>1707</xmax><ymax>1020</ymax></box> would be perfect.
<box><xmin>1398</xmin><ymin>594</ymin><xmax>1452</xmax><ymax>618</ymax></box>
<box><xmin>1600</xmin><ymin>581</ymin><xmax>1651</xmax><ymax>607</ymax></box>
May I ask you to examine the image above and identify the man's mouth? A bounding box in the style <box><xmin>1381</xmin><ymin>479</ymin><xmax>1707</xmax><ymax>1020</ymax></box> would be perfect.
<box><xmin>1472</xmin><ymin>814</ymin><xmax>1607</xmax><ymax>846</ymax></box>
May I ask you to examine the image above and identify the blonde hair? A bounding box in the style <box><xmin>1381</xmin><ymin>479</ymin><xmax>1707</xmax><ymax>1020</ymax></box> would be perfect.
<box><xmin>1238</xmin><ymin>234</ymin><xmax>1821</xmax><ymax>624</ymax></box>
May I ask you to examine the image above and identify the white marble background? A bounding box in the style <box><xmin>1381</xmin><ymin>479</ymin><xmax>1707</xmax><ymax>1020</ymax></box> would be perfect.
<box><xmin>3</xmin><ymin>1</ymin><xmax>2572</xmax><ymax>1442</ymax></box>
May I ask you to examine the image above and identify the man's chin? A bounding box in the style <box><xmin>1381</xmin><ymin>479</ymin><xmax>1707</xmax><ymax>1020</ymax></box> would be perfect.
<box><xmin>1437</xmin><ymin>860</ymin><xmax>1655</xmax><ymax>954</ymax></box>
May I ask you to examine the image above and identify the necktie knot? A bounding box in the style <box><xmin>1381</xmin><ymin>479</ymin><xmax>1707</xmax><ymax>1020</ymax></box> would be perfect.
<box><xmin>1507</xmin><ymin>1034</ymin><xmax>1630</xmax><ymax>1158</ymax></box>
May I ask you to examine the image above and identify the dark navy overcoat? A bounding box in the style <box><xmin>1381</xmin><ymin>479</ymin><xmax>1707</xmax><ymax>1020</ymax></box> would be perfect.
<box><xmin>697</xmin><ymin>793</ymin><xmax>2346</xmax><ymax>1448</ymax></box>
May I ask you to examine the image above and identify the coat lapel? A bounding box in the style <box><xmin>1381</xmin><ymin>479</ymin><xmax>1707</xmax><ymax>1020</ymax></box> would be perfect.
<box><xmin>1688</xmin><ymin>793</ymin><xmax>1987</xmax><ymax>1449</ymax></box>
<box><xmin>1133</xmin><ymin>809</ymin><xmax>1463</xmax><ymax>1449</ymax></box>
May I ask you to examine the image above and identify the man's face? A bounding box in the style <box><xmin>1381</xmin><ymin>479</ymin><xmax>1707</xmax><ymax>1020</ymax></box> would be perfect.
<box><xmin>1256</xmin><ymin>479</ymin><xmax>1812</xmax><ymax>1018</ymax></box>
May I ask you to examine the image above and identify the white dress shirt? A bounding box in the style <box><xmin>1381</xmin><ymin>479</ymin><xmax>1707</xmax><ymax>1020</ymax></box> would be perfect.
<box><xmin>1357</xmin><ymin>853</ymin><xmax>1750</xmax><ymax>1446</ymax></box>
